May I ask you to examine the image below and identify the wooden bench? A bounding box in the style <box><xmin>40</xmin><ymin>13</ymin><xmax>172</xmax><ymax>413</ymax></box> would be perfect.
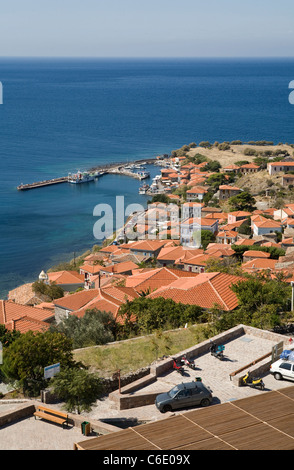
<box><xmin>34</xmin><ymin>405</ymin><xmax>69</xmax><ymax>428</ymax></box>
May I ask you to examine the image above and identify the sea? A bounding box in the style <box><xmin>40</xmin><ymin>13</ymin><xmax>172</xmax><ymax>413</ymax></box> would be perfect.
<box><xmin>1</xmin><ymin>57</ymin><xmax>294</xmax><ymax>298</ymax></box>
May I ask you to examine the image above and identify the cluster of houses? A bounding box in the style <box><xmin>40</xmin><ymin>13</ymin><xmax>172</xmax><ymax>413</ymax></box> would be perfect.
<box><xmin>2</xmin><ymin>154</ymin><xmax>294</xmax><ymax>336</ymax></box>
<box><xmin>158</xmin><ymin>157</ymin><xmax>251</xmax><ymax>202</ymax></box>
<box><xmin>3</xmin><ymin>200</ymin><xmax>294</xmax><ymax>336</ymax></box>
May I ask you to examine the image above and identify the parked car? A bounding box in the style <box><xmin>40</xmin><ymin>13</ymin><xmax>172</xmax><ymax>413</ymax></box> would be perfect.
<box><xmin>155</xmin><ymin>381</ymin><xmax>213</xmax><ymax>413</ymax></box>
<box><xmin>270</xmin><ymin>359</ymin><xmax>294</xmax><ymax>382</ymax></box>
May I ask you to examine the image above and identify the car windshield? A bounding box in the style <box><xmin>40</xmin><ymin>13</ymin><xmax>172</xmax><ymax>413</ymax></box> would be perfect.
<box><xmin>168</xmin><ymin>385</ymin><xmax>181</xmax><ymax>398</ymax></box>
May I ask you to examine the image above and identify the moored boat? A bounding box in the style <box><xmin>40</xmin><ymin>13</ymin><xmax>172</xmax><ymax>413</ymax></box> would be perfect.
<box><xmin>68</xmin><ymin>171</ymin><xmax>95</xmax><ymax>184</ymax></box>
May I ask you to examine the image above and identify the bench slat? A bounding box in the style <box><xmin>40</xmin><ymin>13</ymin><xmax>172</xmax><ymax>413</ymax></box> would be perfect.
<box><xmin>34</xmin><ymin>411</ymin><xmax>67</xmax><ymax>425</ymax></box>
<box><xmin>35</xmin><ymin>406</ymin><xmax>68</xmax><ymax>419</ymax></box>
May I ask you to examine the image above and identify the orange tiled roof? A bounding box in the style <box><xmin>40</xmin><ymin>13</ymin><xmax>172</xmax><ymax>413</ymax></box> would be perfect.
<box><xmin>217</xmin><ymin>230</ymin><xmax>238</xmax><ymax>239</ymax></box>
<box><xmin>241</xmin><ymin>258</ymin><xmax>277</xmax><ymax>272</ymax></box>
<box><xmin>186</xmin><ymin>186</ymin><xmax>207</xmax><ymax>194</ymax></box>
<box><xmin>228</xmin><ymin>211</ymin><xmax>251</xmax><ymax>217</ymax></box>
<box><xmin>128</xmin><ymin>240</ymin><xmax>168</xmax><ymax>252</ymax></box>
<box><xmin>0</xmin><ymin>300</ymin><xmax>54</xmax><ymax>325</ymax></box>
<box><xmin>148</xmin><ymin>272</ymin><xmax>245</xmax><ymax>311</ymax></box>
<box><xmin>243</xmin><ymin>250</ymin><xmax>271</xmax><ymax>258</ymax></box>
<box><xmin>53</xmin><ymin>289</ymin><xmax>99</xmax><ymax>311</ymax></box>
<box><xmin>268</xmin><ymin>161</ymin><xmax>294</xmax><ymax>167</ymax></box>
<box><xmin>233</xmin><ymin>238</ymin><xmax>257</xmax><ymax>246</ymax></box>
<box><xmin>157</xmin><ymin>246</ymin><xmax>201</xmax><ymax>263</ymax></box>
<box><xmin>125</xmin><ymin>267</ymin><xmax>198</xmax><ymax>293</ymax></box>
<box><xmin>0</xmin><ymin>300</ymin><xmax>54</xmax><ymax>333</ymax></box>
<box><xmin>219</xmin><ymin>185</ymin><xmax>240</xmax><ymax>191</ymax></box>
<box><xmin>181</xmin><ymin>217</ymin><xmax>218</xmax><ymax>227</ymax></box>
<box><xmin>205</xmin><ymin>244</ymin><xmax>235</xmax><ymax>256</ymax></box>
<box><xmin>72</xmin><ymin>286</ymin><xmax>139</xmax><ymax>321</ymax></box>
<box><xmin>240</xmin><ymin>163</ymin><xmax>260</xmax><ymax>169</ymax></box>
<box><xmin>5</xmin><ymin>316</ymin><xmax>50</xmax><ymax>334</ymax></box>
<box><xmin>48</xmin><ymin>270</ymin><xmax>85</xmax><ymax>285</ymax></box>
<box><xmin>101</xmin><ymin>261</ymin><xmax>139</xmax><ymax>274</ymax></box>
<box><xmin>181</xmin><ymin>253</ymin><xmax>219</xmax><ymax>266</ymax></box>
<box><xmin>80</xmin><ymin>264</ymin><xmax>105</xmax><ymax>275</ymax></box>
<box><xmin>253</xmin><ymin>219</ymin><xmax>281</xmax><ymax>229</ymax></box>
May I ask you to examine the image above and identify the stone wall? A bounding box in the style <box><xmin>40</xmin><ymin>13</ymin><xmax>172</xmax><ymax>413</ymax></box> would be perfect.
<box><xmin>109</xmin><ymin>324</ymin><xmax>291</xmax><ymax>410</ymax></box>
<box><xmin>0</xmin><ymin>402</ymin><xmax>35</xmax><ymax>427</ymax></box>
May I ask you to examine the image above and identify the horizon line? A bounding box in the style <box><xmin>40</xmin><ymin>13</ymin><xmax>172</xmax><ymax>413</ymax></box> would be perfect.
<box><xmin>0</xmin><ymin>55</ymin><xmax>294</xmax><ymax>60</ymax></box>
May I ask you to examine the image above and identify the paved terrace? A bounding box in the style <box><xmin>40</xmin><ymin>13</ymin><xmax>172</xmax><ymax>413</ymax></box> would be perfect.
<box><xmin>0</xmin><ymin>325</ymin><xmax>293</xmax><ymax>450</ymax></box>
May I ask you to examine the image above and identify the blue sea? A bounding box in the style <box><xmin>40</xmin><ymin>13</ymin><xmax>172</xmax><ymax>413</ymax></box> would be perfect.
<box><xmin>1</xmin><ymin>57</ymin><xmax>294</xmax><ymax>298</ymax></box>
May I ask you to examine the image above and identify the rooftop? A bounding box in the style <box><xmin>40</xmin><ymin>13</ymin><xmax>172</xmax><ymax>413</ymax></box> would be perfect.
<box><xmin>148</xmin><ymin>272</ymin><xmax>245</xmax><ymax>311</ymax></box>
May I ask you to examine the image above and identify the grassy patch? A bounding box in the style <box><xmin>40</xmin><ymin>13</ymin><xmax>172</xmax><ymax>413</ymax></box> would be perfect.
<box><xmin>73</xmin><ymin>325</ymin><xmax>210</xmax><ymax>378</ymax></box>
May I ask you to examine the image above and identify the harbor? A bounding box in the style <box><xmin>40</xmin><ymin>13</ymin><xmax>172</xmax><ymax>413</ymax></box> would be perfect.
<box><xmin>16</xmin><ymin>157</ymin><xmax>160</xmax><ymax>191</ymax></box>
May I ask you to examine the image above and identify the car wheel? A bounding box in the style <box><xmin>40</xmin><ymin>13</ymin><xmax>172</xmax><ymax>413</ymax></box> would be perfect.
<box><xmin>200</xmin><ymin>398</ymin><xmax>210</xmax><ymax>407</ymax></box>
<box><xmin>274</xmin><ymin>372</ymin><xmax>283</xmax><ymax>381</ymax></box>
<box><xmin>162</xmin><ymin>405</ymin><xmax>172</xmax><ymax>413</ymax></box>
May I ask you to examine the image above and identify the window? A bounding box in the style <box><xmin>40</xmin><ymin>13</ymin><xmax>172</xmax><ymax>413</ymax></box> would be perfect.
<box><xmin>280</xmin><ymin>362</ymin><xmax>292</xmax><ymax>371</ymax></box>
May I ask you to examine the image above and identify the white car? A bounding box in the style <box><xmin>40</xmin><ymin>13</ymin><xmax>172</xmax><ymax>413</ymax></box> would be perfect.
<box><xmin>270</xmin><ymin>359</ymin><xmax>294</xmax><ymax>382</ymax></box>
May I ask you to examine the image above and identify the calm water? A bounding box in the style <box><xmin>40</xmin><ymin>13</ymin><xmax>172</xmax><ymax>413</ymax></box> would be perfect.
<box><xmin>1</xmin><ymin>57</ymin><xmax>294</xmax><ymax>297</ymax></box>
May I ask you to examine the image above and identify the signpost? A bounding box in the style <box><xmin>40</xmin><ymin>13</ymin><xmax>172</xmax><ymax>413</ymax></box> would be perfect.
<box><xmin>0</xmin><ymin>341</ymin><xmax>2</xmax><ymax>365</ymax></box>
<box><xmin>44</xmin><ymin>363</ymin><xmax>60</xmax><ymax>380</ymax></box>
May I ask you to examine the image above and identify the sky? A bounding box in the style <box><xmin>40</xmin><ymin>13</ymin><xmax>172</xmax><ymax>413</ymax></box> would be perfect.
<box><xmin>0</xmin><ymin>0</ymin><xmax>294</xmax><ymax>57</ymax></box>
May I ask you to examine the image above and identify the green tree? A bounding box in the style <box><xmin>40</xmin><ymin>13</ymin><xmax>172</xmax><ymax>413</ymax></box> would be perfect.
<box><xmin>0</xmin><ymin>325</ymin><xmax>20</xmax><ymax>347</ymax></box>
<box><xmin>51</xmin><ymin>309</ymin><xmax>116</xmax><ymax>348</ymax></box>
<box><xmin>205</xmin><ymin>257</ymin><xmax>243</xmax><ymax>275</ymax></box>
<box><xmin>117</xmin><ymin>297</ymin><xmax>204</xmax><ymax>335</ymax></box>
<box><xmin>237</xmin><ymin>217</ymin><xmax>252</xmax><ymax>235</ymax></box>
<box><xmin>206</xmin><ymin>173</ymin><xmax>227</xmax><ymax>190</ymax></box>
<box><xmin>1</xmin><ymin>331</ymin><xmax>75</xmax><ymax>396</ymax></box>
<box><xmin>148</xmin><ymin>194</ymin><xmax>171</xmax><ymax>204</ymax></box>
<box><xmin>200</xmin><ymin>229</ymin><xmax>216</xmax><ymax>250</ymax></box>
<box><xmin>231</xmin><ymin>276</ymin><xmax>291</xmax><ymax>312</ymax></box>
<box><xmin>50</xmin><ymin>367</ymin><xmax>102</xmax><ymax>414</ymax></box>
<box><xmin>228</xmin><ymin>191</ymin><xmax>256</xmax><ymax>212</ymax></box>
<box><xmin>32</xmin><ymin>281</ymin><xmax>64</xmax><ymax>301</ymax></box>
<box><xmin>201</xmin><ymin>160</ymin><xmax>221</xmax><ymax>172</ymax></box>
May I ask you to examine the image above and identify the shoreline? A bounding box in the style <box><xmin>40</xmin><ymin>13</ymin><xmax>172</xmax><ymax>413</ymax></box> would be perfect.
<box><xmin>8</xmin><ymin>156</ymin><xmax>164</xmax><ymax>298</ymax></box>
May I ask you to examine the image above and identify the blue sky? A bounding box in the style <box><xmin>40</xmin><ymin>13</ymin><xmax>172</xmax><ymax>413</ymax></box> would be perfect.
<box><xmin>0</xmin><ymin>0</ymin><xmax>294</xmax><ymax>57</ymax></box>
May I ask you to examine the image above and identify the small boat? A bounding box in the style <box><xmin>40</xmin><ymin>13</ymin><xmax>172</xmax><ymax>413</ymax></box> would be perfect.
<box><xmin>137</xmin><ymin>171</ymin><xmax>150</xmax><ymax>180</ymax></box>
<box><xmin>139</xmin><ymin>184</ymin><xmax>149</xmax><ymax>194</ymax></box>
<box><xmin>68</xmin><ymin>171</ymin><xmax>95</xmax><ymax>184</ymax></box>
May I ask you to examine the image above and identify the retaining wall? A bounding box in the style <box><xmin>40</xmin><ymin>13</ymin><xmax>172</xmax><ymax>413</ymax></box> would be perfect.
<box><xmin>109</xmin><ymin>324</ymin><xmax>290</xmax><ymax>410</ymax></box>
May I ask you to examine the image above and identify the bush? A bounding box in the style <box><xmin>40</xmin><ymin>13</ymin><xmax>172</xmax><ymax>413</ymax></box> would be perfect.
<box><xmin>51</xmin><ymin>367</ymin><xmax>103</xmax><ymax>414</ymax></box>
<box><xmin>32</xmin><ymin>281</ymin><xmax>64</xmax><ymax>300</ymax></box>
<box><xmin>51</xmin><ymin>309</ymin><xmax>116</xmax><ymax>348</ymax></box>
<box><xmin>243</xmin><ymin>148</ymin><xmax>258</xmax><ymax>156</ymax></box>
<box><xmin>218</xmin><ymin>142</ymin><xmax>230</xmax><ymax>151</ymax></box>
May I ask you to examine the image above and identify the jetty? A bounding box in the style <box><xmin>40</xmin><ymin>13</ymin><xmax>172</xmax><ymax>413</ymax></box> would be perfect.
<box><xmin>17</xmin><ymin>156</ymin><xmax>161</xmax><ymax>191</ymax></box>
<box><xmin>17</xmin><ymin>177</ymin><xmax>68</xmax><ymax>191</ymax></box>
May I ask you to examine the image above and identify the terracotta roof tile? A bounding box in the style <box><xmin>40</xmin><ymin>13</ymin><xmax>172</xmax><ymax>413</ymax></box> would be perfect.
<box><xmin>5</xmin><ymin>316</ymin><xmax>50</xmax><ymax>334</ymax></box>
<box><xmin>125</xmin><ymin>267</ymin><xmax>198</xmax><ymax>293</ymax></box>
<box><xmin>242</xmin><ymin>258</ymin><xmax>277</xmax><ymax>272</ymax></box>
<box><xmin>243</xmin><ymin>250</ymin><xmax>271</xmax><ymax>258</ymax></box>
<box><xmin>0</xmin><ymin>300</ymin><xmax>54</xmax><ymax>333</ymax></box>
<box><xmin>148</xmin><ymin>272</ymin><xmax>245</xmax><ymax>311</ymax></box>
<box><xmin>53</xmin><ymin>289</ymin><xmax>99</xmax><ymax>311</ymax></box>
<box><xmin>48</xmin><ymin>270</ymin><xmax>85</xmax><ymax>284</ymax></box>
<box><xmin>0</xmin><ymin>300</ymin><xmax>54</xmax><ymax>325</ymax></box>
